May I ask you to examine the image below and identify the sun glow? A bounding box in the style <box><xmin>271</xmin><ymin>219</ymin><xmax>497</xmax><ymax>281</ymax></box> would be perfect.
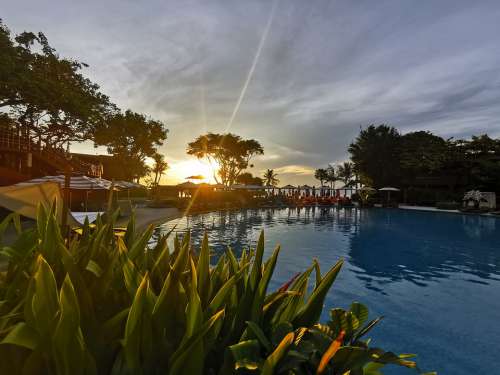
<box><xmin>165</xmin><ymin>159</ymin><xmax>219</xmax><ymax>185</ymax></box>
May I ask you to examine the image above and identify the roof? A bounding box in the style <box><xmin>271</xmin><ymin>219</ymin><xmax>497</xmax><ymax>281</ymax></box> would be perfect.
<box><xmin>176</xmin><ymin>181</ymin><xmax>198</xmax><ymax>189</ymax></box>
<box><xmin>114</xmin><ymin>180</ymin><xmax>145</xmax><ymax>189</ymax></box>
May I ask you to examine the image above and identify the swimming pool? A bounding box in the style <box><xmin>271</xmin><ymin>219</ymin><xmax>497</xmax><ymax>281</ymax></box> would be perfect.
<box><xmin>154</xmin><ymin>207</ymin><xmax>500</xmax><ymax>374</ymax></box>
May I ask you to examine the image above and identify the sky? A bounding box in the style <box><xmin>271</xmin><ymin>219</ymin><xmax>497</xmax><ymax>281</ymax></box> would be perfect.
<box><xmin>3</xmin><ymin>0</ymin><xmax>500</xmax><ymax>185</ymax></box>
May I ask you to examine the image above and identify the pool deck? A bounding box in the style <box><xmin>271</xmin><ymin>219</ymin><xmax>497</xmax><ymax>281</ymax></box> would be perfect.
<box><xmin>398</xmin><ymin>205</ymin><xmax>460</xmax><ymax>214</ymax></box>
<box><xmin>398</xmin><ymin>204</ymin><xmax>499</xmax><ymax>217</ymax></box>
<box><xmin>116</xmin><ymin>207</ymin><xmax>181</xmax><ymax>230</ymax></box>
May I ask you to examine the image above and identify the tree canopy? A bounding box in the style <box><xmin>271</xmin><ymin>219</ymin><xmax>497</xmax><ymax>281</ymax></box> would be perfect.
<box><xmin>94</xmin><ymin>110</ymin><xmax>168</xmax><ymax>181</ymax></box>
<box><xmin>0</xmin><ymin>20</ymin><xmax>115</xmax><ymax>147</ymax></box>
<box><xmin>348</xmin><ymin>125</ymin><xmax>401</xmax><ymax>187</ymax></box>
<box><xmin>186</xmin><ymin>133</ymin><xmax>264</xmax><ymax>186</ymax></box>
<box><xmin>348</xmin><ymin>124</ymin><xmax>500</xmax><ymax>193</ymax></box>
<box><xmin>314</xmin><ymin>168</ymin><xmax>328</xmax><ymax>186</ymax></box>
<box><xmin>0</xmin><ymin>19</ymin><xmax>168</xmax><ymax>182</ymax></box>
<box><xmin>236</xmin><ymin>172</ymin><xmax>263</xmax><ymax>186</ymax></box>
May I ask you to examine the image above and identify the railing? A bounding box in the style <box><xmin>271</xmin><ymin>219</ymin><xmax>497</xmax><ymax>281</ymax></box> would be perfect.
<box><xmin>0</xmin><ymin>128</ymin><xmax>101</xmax><ymax>177</ymax></box>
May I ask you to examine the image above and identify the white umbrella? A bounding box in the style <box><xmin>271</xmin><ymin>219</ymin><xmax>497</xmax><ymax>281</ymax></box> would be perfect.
<box><xmin>114</xmin><ymin>180</ymin><xmax>145</xmax><ymax>189</ymax></box>
<box><xmin>379</xmin><ymin>187</ymin><xmax>400</xmax><ymax>191</ymax></box>
<box><xmin>17</xmin><ymin>175</ymin><xmax>112</xmax><ymax>190</ymax></box>
<box><xmin>379</xmin><ymin>187</ymin><xmax>400</xmax><ymax>202</ymax></box>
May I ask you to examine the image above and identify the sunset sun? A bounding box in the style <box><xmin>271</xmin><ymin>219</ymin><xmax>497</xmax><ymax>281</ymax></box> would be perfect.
<box><xmin>168</xmin><ymin>159</ymin><xmax>219</xmax><ymax>184</ymax></box>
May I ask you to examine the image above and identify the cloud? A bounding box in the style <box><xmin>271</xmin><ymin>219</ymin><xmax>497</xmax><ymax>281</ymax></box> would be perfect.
<box><xmin>3</xmin><ymin>0</ymin><xmax>500</xmax><ymax>184</ymax></box>
<box><xmin>274</xmin><ymin>165</ymin><xmax>315</xmax><ymax>176</ymax></box>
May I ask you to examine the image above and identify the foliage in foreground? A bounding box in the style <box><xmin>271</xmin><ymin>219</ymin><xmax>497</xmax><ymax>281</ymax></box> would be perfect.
<box><xmin>0</xmin><ymin>208</ymin><xmax>434</xmax><ymax>374</ymax></box>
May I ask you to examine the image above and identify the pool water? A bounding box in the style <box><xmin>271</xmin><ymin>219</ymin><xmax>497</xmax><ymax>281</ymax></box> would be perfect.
<box><xmin>154</xmin><ymin>207</ymin><xmax>500</xmax><ymax>374</ymax></box>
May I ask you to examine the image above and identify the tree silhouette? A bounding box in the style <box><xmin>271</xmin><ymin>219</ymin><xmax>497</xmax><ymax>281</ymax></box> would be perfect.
<box><xmin>263</xmin><ymin>169</ymin><xmax>279</xmax><ymax>186</ymax></box>
<box><xmin>314</xmin><ymin>168</ymin><xmax>328</xmax><ymax>186</ymax></box>
<box><xmin>94</xmin><ymin>110</ymin><xmax>168</xmax><ymax>182</ymax></box>
<box><xmin>151</xmin><ymin>153</ymin><xmax>168</xmax><ymax>186</ymax></box>
<box><xmin>187</xmin><ymin>133</ymin><xmax>263</xmax><ymax>186</ymax></box>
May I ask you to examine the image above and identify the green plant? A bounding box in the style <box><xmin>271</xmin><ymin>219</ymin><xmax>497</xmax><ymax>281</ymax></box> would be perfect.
<box><xmin>0</xmin><ymin>206</ymin><xmax>434</xmax><ymax>374</ymax></box>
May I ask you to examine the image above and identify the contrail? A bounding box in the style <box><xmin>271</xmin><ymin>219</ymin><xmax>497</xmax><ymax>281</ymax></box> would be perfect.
<box><xmin>224</xmin><ymin>0</ymin><xmax>280</xmax><ymax>132</ymax></box>
<box><xmin>199</xmin><ymin>66</ymin><xmax>207</xmax><ymax>134</ymax></box>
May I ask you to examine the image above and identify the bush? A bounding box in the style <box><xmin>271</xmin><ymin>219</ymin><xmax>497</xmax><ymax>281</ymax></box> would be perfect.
<box><xmin>0</xmin><ymin>207</ymin><xmax>433</xmax><ymax>374</ymax></box>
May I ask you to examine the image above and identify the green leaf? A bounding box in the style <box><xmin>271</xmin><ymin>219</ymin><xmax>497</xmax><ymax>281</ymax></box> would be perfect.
<box><xmin>36</xmin><ymin>204</ymin><xmax>48</xmax><ymax>239</ymax></box>
<box><xmin>251</xmin><ymin>245</ymin><xmax>281</xmax><ymax>322</ymax></box>
<box><xmin>123</xmin><ymin>212</ymin><xmax>136</xmax><ymax>248</ymax></box>
<box><xmin>229</xmin><ymin>339</ymin><xmax>262</xmax><ymax>371</ymax></box>
<box><xmin>329</xmin><ymin>308</ymin><xmax>348</xmax><ymax>337</ymax></box>
<box><xmin>363</xmin><ymin>362</ymin><xmax>384</xmax><ymax>375</ymax></box>
<box><xmin>128</xmin><ymin>224</ymin><xmax>154</xmax><ymax>261</ymax></box>
<box><xmin>53</xmin><ymin>275</ymin><xmax>87</xmax><ymax>375</ymax></box>
<box><xmin>196</xmin><ymin>233</ymin><xmax>210</xmax><ymax>307</ymax></box>
<box><xmin>122</xmin><ymin>257</ymin><xmax>143</xmax><ymax>299</ymax></box>
<box><xmin>313</xmin><ymin>258</ymin><xmax>322</xmax><ymax>289</ymax></box>
<box><xmin>101</xmin><ymin>308</ymin><xmax>130</xmax><ymax>340</ymax></box>
<box><xmin>350</xmin><ymin>302</ymin><xmax>369</xmax><ymax>327</ymax></box>
<box><xmin>293</xmin><ymin>259</ymin><xmax>343</xmax><ymax>327</ymax></box>
<box><xmin>123</xmin><ymin>273</ymin><xmax>152</xmax><ymax>374</ymax></box>
<box><xmin>205</xmin><ymin>268</ymin><xmax>245</xmax><ymax>318</ymax></box>
<box><xmin>0</xmin><ymin>322</ymin><xmax>39</xmax><ymax>350</ymax></box>
<box><xmin>273</xmin><ymin>265</ymin><xmax>314</xmax><ymax>325</ymax></box>
<box><xmin>353</xmin><ymin>317</ymin><xmax>383</xmax><ymax>342</ymax></box>
<box><xmin>168</xmin><ymin>309</ymin><xmax>225</xmax><ymax>375</ymax></box>
<box><xmin>32</xmin><ymin>255</ymin><xmax>60</xmax><ymax>336</ymax></box>
<box><xmin>246</xmin><ymin>321</ymin><xmax>272</xmax><ymax>352</ymax></box>
<box><xmin>249</xmin><ymin>231</ymin><xmax>265</xmax><ymax>290</ymax></box>
<box><xmin>86</xmin><ymin>260</ymin><xmax>103</xmax><ymax>278</ymax></box>
<box><xmin>153</xmin><ymin>239</ymin><xmax>190</xmax><ymax>318</ymax></box>
<box><xmin>40</xmin><ymin>211</ymin><xmax>63</xmax><ymax>264</ymax></box>
<box><xmin>261</xmin><ymin>332</ymin><xmax>295</xmax><ymax>375</ymax></box>
<box><xmin>184</xmin><ymin>257</ymin><xmax>203</xmax><ymax>338</ymax></box>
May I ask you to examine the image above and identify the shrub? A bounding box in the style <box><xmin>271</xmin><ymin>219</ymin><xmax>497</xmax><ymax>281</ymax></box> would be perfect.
<box><xmin>0</xmin><ymin>207</ymin><xmax>434</xmax><ymax>374</ymax></box>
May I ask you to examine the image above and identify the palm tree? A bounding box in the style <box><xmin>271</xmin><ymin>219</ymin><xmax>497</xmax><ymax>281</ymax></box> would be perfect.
<box><xmin>151</xmin><ymin>153</ymin><xmax>168</xmax><ymax>186</ymax></box>
<box><xmin>326</xmin><ymin>164</ymin><xmax>338</xmax><ymax>188</ymax></box>
<box><xmin>314</xmin><ymin>168</ymin><xmax>328</xmax><ymax>186</ymax></box>
<box><xmin>337</xmin><ymin>161</ymin><xmax>354</xmax><ymax>186</ymax></box>
<box><xmin>263</xmin><ymin>169</ymin><xmax>279</xmax><ymax>186</ymax></box>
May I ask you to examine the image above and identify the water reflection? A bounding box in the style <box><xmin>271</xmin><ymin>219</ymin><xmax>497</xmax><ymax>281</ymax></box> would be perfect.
<box><xmin>348</xmin><ymin>209</ymin><xmax>500</xmax><ymax>290</ymax></box>
<box><xmin>155</xmin><ymin>207</ymin><xmax>500</xmax><ymax>289</ymax></box>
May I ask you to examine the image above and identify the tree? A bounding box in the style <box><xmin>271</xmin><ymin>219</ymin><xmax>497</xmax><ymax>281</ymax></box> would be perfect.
<box><xmin>326</xmin><ymin>164</ymin><xmax>338</xmax><ymax>188</ymax></box>
<box><xmin>0</xmin><ymin>21</ymin><xmax>114</xmax><ymax>148</ymax></box>
<box><xmin>314</xmin><ymin>168</ymin><xmax>328</xmax><ymax>186</ymax></box>
<box><xmin>337</xmin><ymin>162</ymin><xmax>354</xmax><ymax>186</ymax></box>
<box><xmin>186</xmin><ymin>133</ymin><xmax>264</xmax><ymax>186</ymax></box>
<box><xmin>348</xmin><ymin>125</ymin><xmax>401</xmax><ymax>187</ymax></box>
<box><xmin>399</xmin><ymin>131</ymin><xmax>447</xmax><ymax>180</ymax></box>
<box><xmin>94</xmin><ymin>110</ymin><xmax>168</xmax><ymax>181</ymax></box>
<box><xmin>151</xmin><ymin>153</ymin><xmax>168</xmax><ymax>186</ymax></box>
<box><xmin>263</xmin><ymin>169</ymin><xmax>279</xmax><ymax>186</ymax></box>
<box><xmin>236</xmin><ymin>172</ymin><xmax>263</xmax><ymax>186</ymax></box>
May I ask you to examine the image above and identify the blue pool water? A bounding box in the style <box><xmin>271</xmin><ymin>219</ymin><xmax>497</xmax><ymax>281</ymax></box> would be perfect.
<box><xmin>154</xmin><ymin>207</ymin><xmax>500</xmax><ymax>374</ymax></box>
